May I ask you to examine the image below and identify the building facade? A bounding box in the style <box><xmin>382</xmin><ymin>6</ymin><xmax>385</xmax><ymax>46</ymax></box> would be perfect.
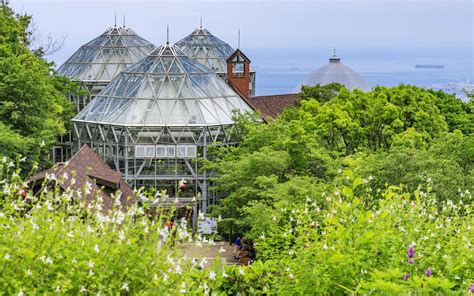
<box><xmin>71</xmin><ymin>43</ymin><xmax>255</xmax><ymax>212</ymax></box>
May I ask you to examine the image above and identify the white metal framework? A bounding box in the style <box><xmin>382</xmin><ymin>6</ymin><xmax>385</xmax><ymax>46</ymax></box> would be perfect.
<box><xmin>72</xmin><ymin>43</ymin><xmax>255</xmax><ymax>212</ymax></box>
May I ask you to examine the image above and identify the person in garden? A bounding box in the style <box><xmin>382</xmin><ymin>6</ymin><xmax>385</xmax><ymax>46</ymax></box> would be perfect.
<box><xmin>233</xmin><ymin>235</ymin><xmax>242</xmax><ymax>259</ymax></box>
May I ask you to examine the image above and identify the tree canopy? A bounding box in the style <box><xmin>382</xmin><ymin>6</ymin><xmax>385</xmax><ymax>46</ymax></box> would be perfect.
<box><xmin>0</xmin><ymin>3</ymin><xmax>75</xmax><ymax>170</ymax></box>
<box><xmin>208</xmin><ymin>84</ymin><xmax>473</xmax><ymax>237</ymax></box>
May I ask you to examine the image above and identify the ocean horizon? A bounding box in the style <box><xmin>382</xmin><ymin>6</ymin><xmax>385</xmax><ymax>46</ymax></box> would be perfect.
<box><xmin>248</xmin><ymin>47</ymin><xmax>473</xmax><ymax>96</ymax></box>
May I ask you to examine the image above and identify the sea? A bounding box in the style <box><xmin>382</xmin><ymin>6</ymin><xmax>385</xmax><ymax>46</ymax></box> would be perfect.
<box><xmin>248</xmin><ymin>47</ymin><xmax>473</xmax><ymax>96</ymax></box>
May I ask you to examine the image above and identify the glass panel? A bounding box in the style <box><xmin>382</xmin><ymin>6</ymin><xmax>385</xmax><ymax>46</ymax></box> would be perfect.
<box><xmin>186</xmin><ymin>146</ymin><xmax>197</xmax><ymax>158</ymax></box>
<box><xmin>177</xmin><ymin>146</ymin><xmax>186</xmax><ymax>157</ymax></box>
<box><xmin>166</xmin><ymin>146</ymin><xmax>175</xmax><ymax>157</ymax></box>
<box><xmin>145</xmin><ymin>146</ymin><xmax>155</xmax><ymax>158</ymax></box>
<box><xmin>156</xmin><ymin>145</ymin><xmax>166</xmax><ymax>158</ymax></box>
<box><xmin>135</xmin><ymin>146</ymin><xmax>145</xmax><ymax>158</ymax></box>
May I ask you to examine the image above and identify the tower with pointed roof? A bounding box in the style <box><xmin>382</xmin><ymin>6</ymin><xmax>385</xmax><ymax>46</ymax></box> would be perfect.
<box><xmin>176</xmin><ymin>26</ymin><xmax>256</xmax><ymax>96</ymax></box>
<box><xmin>72</xmin><ymin>42</ymin><xmax>255</xmax><ymax>212</ymax></box>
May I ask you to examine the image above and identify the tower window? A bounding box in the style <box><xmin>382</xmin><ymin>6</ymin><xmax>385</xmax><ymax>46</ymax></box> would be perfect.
<box><xmin>232</xmin><ymin>62</ymin><xmax>245</xmax><ymax>77</ymax></box>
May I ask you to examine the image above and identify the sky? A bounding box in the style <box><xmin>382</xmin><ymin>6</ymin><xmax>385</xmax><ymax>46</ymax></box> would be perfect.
<box><xmin>10</xmin><ymin>0</ymin><xmax>472</xmax><ymax>61</ymax></box>
<box><xmin>9</xmin><ymin>0</ymin><xmax>474</xmax><ymax>94</ymax></box>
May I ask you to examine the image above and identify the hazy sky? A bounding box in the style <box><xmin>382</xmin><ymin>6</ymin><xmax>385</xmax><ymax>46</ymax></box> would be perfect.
<box><xmin>10</xmin><ymin>0</ymin><xmax>473</xmax><ymax>66</ymax></box>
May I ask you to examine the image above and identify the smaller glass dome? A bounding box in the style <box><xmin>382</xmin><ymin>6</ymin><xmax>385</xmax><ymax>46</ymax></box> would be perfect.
<box><xmin>175</xmin><ymin>27</ymin><xmax>235</xmax><ymax>73</ymax></box>
<box><xmin>301</xmin><ymin>51</ymin><xmax>371</xmax><ymax>92</ymax></box>
<box><xmin>57</xmin><ymin>26</ymin><xmax>156</xmax><ymax>82</ymax></box>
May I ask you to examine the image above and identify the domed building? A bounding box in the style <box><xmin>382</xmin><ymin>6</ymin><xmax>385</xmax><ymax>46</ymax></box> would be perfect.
<box><xmin>176</xmin><ymin>26</ymin><xmax>256</xmax><ymax>96</ymax></box>
<box><xmin>54</xmin><ymin>25</ymin><xmax>155</xmax><ymax>162</ymax></box>
<box><xmin>72</xmin><ymin>42</ymin><xmax>255</xmax><ymax>211</ymax></box>
<box><xmin>57</xmin><ymin>25</ymin><xmax>156</xmax><ymax>112</ymax></box>
<box><xmin>301</xmin><ymin>51</ymin><xmax>371</xmax><ymax>92</ymax></box>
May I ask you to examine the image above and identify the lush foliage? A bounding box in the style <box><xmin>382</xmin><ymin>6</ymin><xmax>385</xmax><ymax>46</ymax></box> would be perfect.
<box><xmin>0</xmin><ymin>3</ymin><xmax>76</xmax><ymax>171</ymax></box>
<box><xmin>1</xmin><ymin>160</ymin><xmax>472</xmax><ymax>294</ymax></box>
<box><xmin>208</xmin><ymin>84</ymin><xmax>473</xmax><ymax>238</ymax></box>
<box><xmin>0</xmin><ymin>160</ymin><xmax>238</xmax><ymax>294</ymax></box>
<box><xmin>239</xmin><ymin>175</ymin><xmax>473</xmax><ymax>294</ymax></box>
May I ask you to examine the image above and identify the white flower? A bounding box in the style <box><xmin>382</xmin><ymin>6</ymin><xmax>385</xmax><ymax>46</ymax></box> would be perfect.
<box><xmin>72</xmin><ymin>258</ymin><xmax>77</xmax><ymax>264</ymax></box>
<box><xmin>2</xmin><ymin>156</ymin><xmax>6</xmax><ymax>163</ymax></box>
<box><xmin>88</xmin><ymin>260</ymin><xmax>94</xmax><ymax>269</ymax></box>
<box><xmin>94</xmin><ymin>244</ymin><xmax>99</xmax><ymax>253</ymax></box>
<box><xmin>288</xmin><ymin>273</ymin><xmax>295</xmax><ymax>279</ymax></box>
<box><xmin>45</xmin><ymin>257</ymin><xmax>53</xmax><ymax>264</ymax></box>
<box><xmin>85</xmin><ymin>181</ymin><xmax>92</xmax><ymax>195</ymax></box>
<box><xmin>163</xmin><ymin>273</ymin><xmax>169</xmax><ymax>282</ymax></box>
<box><xmin>4</xmin><ymin>253</ymin><xmax>10</xmax><ymax>260</ymax></box>
<box><xmin>121</xmin><ymin>283</ymin><xmax>129</xmax><ymax>292</ymax></box>
<box><xmin>80</xmin><ymin>286</ymin><xmax>87</xmax><ymax>293</ymax></box>
<box><xmin>180</xmin><ymin>282</ymin><xmax>186</xmax><ymax>293</ymax></box>
<box><xmin>26</xmin><ymin>269</ymin><xmax>32</xmax><ymax>276</ymax></box>
<box><xmin>323</xmin><ymin>244</ymin><xmax>328</xmax><ymax>250</ymax></box>
<box><xmin>209</xmin><ymin>271</ymin><xmax>216</xmax><ymax>280</ymax></box>
<box><xmin>55</xmin><ymin>286</ymin><xmax>61</xmax><ymax>293</ymax></box>
<box><xmin>198</xmin><ymin>211</ymin><xmax>205</xmax><ymax>220</ymax></box>
<box><xmin>222</xmin><ymin>271</ymin><xmax>228</xmax><ymax>278</ymax></box>
<box><xmin>239</xmin><ymin>268</ymin><xmax>244</xmax><ymax>275</ymax></box>
<box><xmin>40</xmin><ymin>140</ymin><xmax>45</xmax><ymax>147</ymax></box>
<box><xmin>17</xmin><ymin>290</ymin><xmax>23</xmax><ymax>296</ymax></box>
<box><xmin>219</xmin><ymin>247</ymin><xmax>226</xmax><ymax>253</ymax></box>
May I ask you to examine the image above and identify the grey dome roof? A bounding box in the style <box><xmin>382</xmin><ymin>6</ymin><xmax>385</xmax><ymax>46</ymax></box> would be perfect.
<box><xmin>57</xmin><ymin>26</ymin><xmax>156</xmax><ymax>82</ymax></box>
<box><xmin>301</xmin><ymin>53</ymin><xmax>371</xmax><ymax>92</ymax></box>
<box><xmin>72</xmin><ymin>43</ymin><xmax>254</xmax><ymax>127</ymax></box>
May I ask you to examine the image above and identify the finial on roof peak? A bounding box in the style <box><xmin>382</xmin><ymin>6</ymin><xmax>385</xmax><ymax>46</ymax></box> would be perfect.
<box><xmin>166</xmin><ymin>24</ymin><xmax>169</xmax><ymax>44</ymax></box>
<box><xmin>200</xmin><ymin>17</ymin><xmax>202</xmax><ymax>29</ymax></box>
<box><xmin>123</xmin><ymin>15</ymin><xmax>126</xmax><ymax>27</ymax></box>
<box><xmin>329</xmin><ymin>48</ymin><xmax>341</xmax><ymax>63</ymax></box>
<box><xmin>114</xmin><ymin>13</ymin><xmax>117</xmax><ymax>27</ymax></box>
<box><xmin>238</xmin><ymin>29</ymin><xmax>241</xmax><ymax>49</ymax></box>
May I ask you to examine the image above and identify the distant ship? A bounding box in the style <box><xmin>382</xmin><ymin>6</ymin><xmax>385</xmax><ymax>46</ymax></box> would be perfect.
<box><xmin>415</xmin><ymin>64</ymin><xmax>445</xmax><ymax>69</ymax></box>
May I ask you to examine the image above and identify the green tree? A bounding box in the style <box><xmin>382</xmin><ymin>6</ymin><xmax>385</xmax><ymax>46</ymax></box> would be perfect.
<box><xmin>0</xmin><ymin>2</ymin><xmax>75</xmax><ymax>170</ymax></box>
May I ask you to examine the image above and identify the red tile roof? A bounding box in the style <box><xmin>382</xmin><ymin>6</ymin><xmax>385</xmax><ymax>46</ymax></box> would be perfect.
<box><xmin>248</xmin><ymin>93</ymin><xmax>301</xmax><ymax>120</ymax></box>
<box><xmin>29</xmin><ymin>145</ymin><xmax>135</xmax><ymax>212</ymax></box>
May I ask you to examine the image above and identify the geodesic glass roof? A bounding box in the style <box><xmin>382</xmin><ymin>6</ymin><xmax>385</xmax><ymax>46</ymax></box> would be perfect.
<box><xmin>301</xmin><ymin>54</ymin><xmax>371</xmax><ymax>92</ymax></box>
<box><xmin>57</xmin><ymin>26</ymin><xmax>156</xmax><ymax>82</ymax></box>
<box><xmin>73</xmin><ymin>43</ymin><xmax>254</xmax><ymax>127</ymax></box>
<box><xmin>175</xmin><ymin>27</ymin><xmax>238</xmax><ymax>73</ymax></box>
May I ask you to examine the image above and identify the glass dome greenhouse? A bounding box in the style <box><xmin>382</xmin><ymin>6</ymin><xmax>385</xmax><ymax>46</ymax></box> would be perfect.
<box><xmin>176</xmin><ymin>27</ymin><xmax>256</xmax><ymax>96</ymax></box>
<box><xmin>53</xmin><ymin>25</ymin><xmax>155</xmax><ymax>163</ymax></box>
<box><xmin>72</xmin><ymin>43</ymin><xmax>255</xmax><ymax>211</ymax></box>
<box><xmin>57</xmin><ymin>25</ymin><xmax>156</xmax><ymax>112</ymax></box>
